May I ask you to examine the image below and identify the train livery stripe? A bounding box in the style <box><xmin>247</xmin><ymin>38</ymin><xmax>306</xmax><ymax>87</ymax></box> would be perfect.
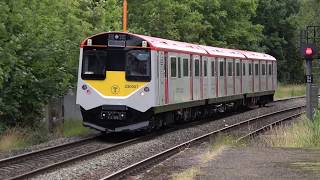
<box><xmin>85</xmin><ymin>71</ymin><xmax>146</xmax><ymax>97</ymax></box>
<box><xmin>200</xmin><ymin>56</ymin><xmax>203</xmax><ymax>99</ymax></box>
<box><xmin>216</xmin><ymin>59</ymin><xmax>219</xmax><ymax>97</ymax></box>
<box><xmin>164</xmin><ymin>52</ymin><xmax>169</xmax><ymax>104</ymax></box>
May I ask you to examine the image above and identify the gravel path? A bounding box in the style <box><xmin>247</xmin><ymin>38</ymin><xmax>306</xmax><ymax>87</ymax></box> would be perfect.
<box><xmin>139</xmin><ymin>144</ymin><xmax>320</xmax><ymax>180</ymax></box>
<box><xmin>31</xmin><ymin>98</ymin><xmax>305</xmax><ymax>180</ymax></box>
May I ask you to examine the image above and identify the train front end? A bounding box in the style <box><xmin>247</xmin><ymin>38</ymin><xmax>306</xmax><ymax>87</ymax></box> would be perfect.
<box><xmin>76</xmin><ymin>32</ymin><xmax>155</xmax><ymax>132</ymax></box>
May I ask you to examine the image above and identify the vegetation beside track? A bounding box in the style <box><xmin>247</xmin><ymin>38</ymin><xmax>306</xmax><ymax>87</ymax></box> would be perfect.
<box><xmin>0</xmin><ymin>120</ymin><xmax>92</xmax><ymax>151</ymax></box>
<box><xmin>262</xmin><ymin>113</ymin><xmax>320</xmax><ymax>148</ymax></box>
<box><xmin>274</xmin><ymin>83</ymin><xmax>305</xmax><ymax>99</ymax></box>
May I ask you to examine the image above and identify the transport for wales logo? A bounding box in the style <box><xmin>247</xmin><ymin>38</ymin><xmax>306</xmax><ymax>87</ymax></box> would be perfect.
<box><xmin>111</xmin><ymin>85</ymin><xmax>120</xmax><ymax>95</ymax></box>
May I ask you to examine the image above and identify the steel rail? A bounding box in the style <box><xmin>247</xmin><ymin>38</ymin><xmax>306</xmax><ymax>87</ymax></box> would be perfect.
<box><xmin>0</xmin><ymin>135</ymin><xmax>98</xmax><ymax>165</ymax></box>
<box><xmin>3</xmin><ymin>136</ymin><xmax>147</xmax><ymax>180</ymax></box>
<box><xmin>102</xmin><ymin>105</ymin><xmax>305</xmax><ymax>180</ymax></box>
<box><xmin>236</xmin><ymin>111</ymin><xmax>305</xmax><ymax>141</ymax></box>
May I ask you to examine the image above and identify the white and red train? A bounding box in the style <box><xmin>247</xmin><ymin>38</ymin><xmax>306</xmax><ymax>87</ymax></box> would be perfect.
<box><xmin>76</xmin><ymin>32</ymin><xmax>277</xmax><ymax>132</ymax></box>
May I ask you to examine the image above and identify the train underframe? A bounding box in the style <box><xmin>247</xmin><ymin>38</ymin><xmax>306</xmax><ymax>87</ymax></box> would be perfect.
<box><xmin>81</xmin><ymin>94</ymin><xmax>274</xmax><ymax>133</ymax></box>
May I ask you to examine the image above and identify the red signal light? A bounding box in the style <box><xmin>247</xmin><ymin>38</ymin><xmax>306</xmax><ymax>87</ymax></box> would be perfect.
<box><xmin>301</xmin><ymin>44</ymin><xmax>317</xmax><ymax>60</ymax></box>
<box><xmin>305</xmin><ymin>47</ymin><xmax>313</xmax><ymax>56</ymax></box>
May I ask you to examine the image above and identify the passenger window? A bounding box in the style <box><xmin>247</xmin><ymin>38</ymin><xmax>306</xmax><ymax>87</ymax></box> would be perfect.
<box><xmin>228</xmin><ymin>62</ymin><xmax>233</xmax><ymax>76</ymax></box>
<box><xmin>183</xmin><ymin>58</ymin><xmax>189</xmax><ymax>77</ymax></box>
<box><xmin>255</xmin><ymin>63</ymin><xmax>259</xmax><ymax>76</ymax></box>
<box><xmin>211</xmin><ymin>61</ymin><xmax>215</xmax><ymax>76</ymax></box>
<box><xmin>178</xmin><ymin>57</ymin><xmax>181</xmax><ymax>78</ymax></box>
<box><xmin>243</xmin><ymin>63</ymin><xmax>246</xmax><ymax>76</ymax></box>
<box><xmin>268</xmin><ymin>64</ymin><xmax>272</xmax><ymax>75</ymax></box>
<box><xmin>204</xmin><ymin>60</ymin><xmax>207</xmax><ymax>77</ymax></box>
<box><xmin>195</xmin><ymin>59</ymin><xmax>200</xmax><ymax>77</ymax></box>
<box><xmin>249</xmin><ymin>63</ymin><xmax>252</xmax><ymax>76</ymax></box>
<box><xmin>219</xmin><ymin>61</ymin><xmax>224</xmax><ymax>76</ymax></box>
<box><xmin>236</xmin><ymin>63</ymin><xmax>240</xmax><ymax>76</ymax></box>
<box><xmin>171</xmin><ymin>57</ymin><xmax>177</xmax><ymax>77</ymax></box>
<box><xmin>262</xmin><ymin>64</ymin><xmax>266</xmax><ymax>75</ymax></box>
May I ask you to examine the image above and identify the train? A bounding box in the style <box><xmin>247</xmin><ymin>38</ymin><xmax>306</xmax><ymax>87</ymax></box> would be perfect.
<box><xmin>76</xmin><ymin>32</ymin><xmax>277</xmax><ymax>133</ymax></box>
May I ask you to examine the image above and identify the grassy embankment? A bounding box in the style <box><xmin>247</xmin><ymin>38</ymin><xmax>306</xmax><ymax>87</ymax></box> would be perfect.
<box><xmin>274</xmin><ymin>83</ymin><xmax>305</xmax><ymax>99</ymax></box>
<box><xmin>264</xmin><ymin>83</ymin><xmax>320</xmax><ymax>148</ymax></box>
<box><xmin>0</xmin><ymin>120</ymin><xmax>91</xmax><ymax>151</ymax></box>
<box><xmin>262</xmin><ymin>113</ymin><xmax>320</xmax><ymax>148</ymax></box>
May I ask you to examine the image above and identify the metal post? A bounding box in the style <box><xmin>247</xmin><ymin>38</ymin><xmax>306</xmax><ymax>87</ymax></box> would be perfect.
<box><xmin>306</xmin><ymin>59</ymin><xmax>313</xmax><ymax>120</ymax></box>
<box><xmin>123</xmin><ymin>0</ymin><xmax>127</xmax><ymax>32</ymax></box>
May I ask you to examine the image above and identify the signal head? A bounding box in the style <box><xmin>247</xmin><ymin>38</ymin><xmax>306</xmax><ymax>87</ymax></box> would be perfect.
<box><xmin>301</xmin><ymin>44</ymin><xmax>318</xmax><ymax>60</ymax></box>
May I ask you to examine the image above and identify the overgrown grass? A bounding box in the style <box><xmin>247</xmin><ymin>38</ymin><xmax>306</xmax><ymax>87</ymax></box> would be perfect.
<box><xmin>0</xmin><ymin>125</ymin><xmax>50</xmax><ymax>151</ymax></box>
<box><xmin>274</xmin><ymin>83</ymin><xmax>305</xmax><ymax>99</ymax></box>
<box><xmin>0</xmin><ymin>120</ymin><xmax>92</xmax><ymax>151</ymax></box>
<box><xmin>62</xmin><ymin>119</ymin><xmax>92</xmax><ymax>137</ymax></box>
<box><xmin>262</xmin><ymin>113</ymin><xmax>320</xmax><ymax>148</ymax></box>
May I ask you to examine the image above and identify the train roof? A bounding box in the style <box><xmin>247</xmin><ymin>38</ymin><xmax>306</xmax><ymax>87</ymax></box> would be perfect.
<box><xmin>81</xmin><ymin>32</ymin><xmax>276</xmax><ymax>61</ymax></box>
<box><xmin>236</xmin><ymin>50</ymin><xmax>276</xmax><ymax>61</ymax></box>
<box><xmin>199</xmin><ymin>45</ymin><xmax>245</xmax><ymax>59</ymax></box>
<box><xmin>136</xmin><ymin>34</ymin><xmax>207</xmax><ymax>54</ymax></box>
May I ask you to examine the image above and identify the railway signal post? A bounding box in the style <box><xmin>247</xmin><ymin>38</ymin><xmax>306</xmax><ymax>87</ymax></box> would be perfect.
<box><xmin>300</xmin><ymin>26</ymin><xmax>320</xmax><ymax>120</ymax></box>
<box><xmin>301</xmin><ymin>44</ymin><xmax>318</xmax><ymax>120</ymax></box>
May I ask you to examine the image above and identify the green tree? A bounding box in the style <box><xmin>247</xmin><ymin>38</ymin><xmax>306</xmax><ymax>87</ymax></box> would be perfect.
<box><xmin>0</xmin><ymin>0</ymin><xmax>122</xmax><ymax>129</ymax></box>
<box><xmin>253</xmin><ymin>0</ymin><xmax>302</xmax><ymax>83</ymax></box>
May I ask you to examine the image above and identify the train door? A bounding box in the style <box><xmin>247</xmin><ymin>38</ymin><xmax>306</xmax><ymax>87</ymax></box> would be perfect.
<box><xmin>242</xmin><ymin>61</ymin><xmax>247</xmax><ymax>93</ymax></box>
<box><xmin>193</xmin><ymin>55</ymin><xmax>201</xmax><ymax>100</ymax></box>
<box><xmin>181</xmin><ymin>55</ymin><xmax>191</xmax><ymax>101</ymax></box>
<box><xmin>267</xmin><ymin>62</ymin><xmax>272</xmax><ymax>90</ymax></box>
<box><xmin>226</xmin><ymin>59</ymin><xmax>234</xmax><ymax>96</ymax></box>
<box><xmin>202</xmin><ymin>57</ymin><xmax>208</xmax><ymax>99</ymax></box>
<box><xmin>248</xmin><ymin>61</ymin><xmax>253</xmax><ymax>93</ymax></box>
<box><xmin>158</xmin><ymin>51</ymin><xmax>166</xmax><ymax>105</ymax></box>
<box><xmin>168</xmin><ymin>53</ymin><xmax>177</xmax><ymax>104</ymax></box>
<box><xmin>208</xmin><ymin>57</ymin><xmax>216</xmax><ymax>98</ymax></box>
<box><xmin>235</xmin><ymin>59</ymin><xmax>241</xmax><ymax>94</ymax></box>
<box><xmin>254</xmin><ymin>60</ymin><xmax>260</xmax><ymax>92</ymax></box>
<box><xmin>260</xmin><ymin>61</ymin><xmax>267</xmax><ymax>91</ymax></box>
<box><xmin>175</xmin><ymin>55</ymin><xmax>185</xmax><ymax>102</ymax></box>
<box><xmin>218</xmin><ymin>58</ymin><xmax>225</xmax><ymax>97</ymax></box>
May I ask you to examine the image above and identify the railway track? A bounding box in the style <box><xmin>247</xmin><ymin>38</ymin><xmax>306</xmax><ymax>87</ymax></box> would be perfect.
<box><xmin>0</xmin><ymin>96</ymin><xmax>306</xmax><ymax>180</ymax></box>
<box><xmin>0</xmin><ymin>134</ymin><xmax>147</xmax><ymax>180</ymax></box>
<box><xmin>102</xmin><ymin>104</ymin><xmax>305</xmax><ymax>180</ymax></box>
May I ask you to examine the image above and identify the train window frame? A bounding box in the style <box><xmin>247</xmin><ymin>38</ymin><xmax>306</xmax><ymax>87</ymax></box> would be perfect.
<box><xmin>211</xmin><ymin>61</ymin><xmax>215</xmax><ymax>76</ymax></box>
<box><xmin>228</xmin><ymin>62</ymin><xmax>233</xmax><ymax>76</ymax></box>
<box><xmin>195</xmin><ymin>59</ymin><xmax>200</xmax><ymax>77</ymax></box>
<box><xmin>170</xmin><ymin>57</ymin><xmax>177</xmax><ymax>78</ymax></box>
<box><xmin>236</xmin><ymin>62</ymin><xmax>240</xmax><ymax>76</ymax></box>
<box><xmin>204</xmin><ymin>60</ymin><xmax>208</xmax><ymax>77</ymax></box>
<box><xmin>125</xmin><ymin>48</ymin><xmax>151</xmax><ymax>82</ymax></box>
<box><xmin>81</xmin><ymin>48</ymin><xmax>108</xmax><ymax>80</ymax></box>
<box><xmin>262</xmin><ymin>63</ymin><xmax>266</xmax><ymax>76</ymax></box>
<box><xmin>183</xmin><ymin>58</ymin><xmax>189</xmax><ymax>77</ymax></box>
<box><xmin>243</xmin><ymin>63</ymin><xmax>246</xmax><ymax>76</ymax></box>
<box><xmin>219</xmin><ymin>61</ymin><xmax>224</xmax><ymax>76</ymax></box>
<box><xmin>255</xmin><ymin>63</ymin><xmax>259</xmax><ymax>76</ymax></box>
<box><xmin>268</xmin><ymin>64</ymin><xmax>272</xmax><ymax>75</ymax></box>
<box><xmin>249</xmin><ymin>63</ymin><xmax>252</xmax><ymax>76</ymax></box>
<box><xmin>178</xmin><ymin>57</ymin><xmax>181</xmax><ymax>78</ymax></box>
